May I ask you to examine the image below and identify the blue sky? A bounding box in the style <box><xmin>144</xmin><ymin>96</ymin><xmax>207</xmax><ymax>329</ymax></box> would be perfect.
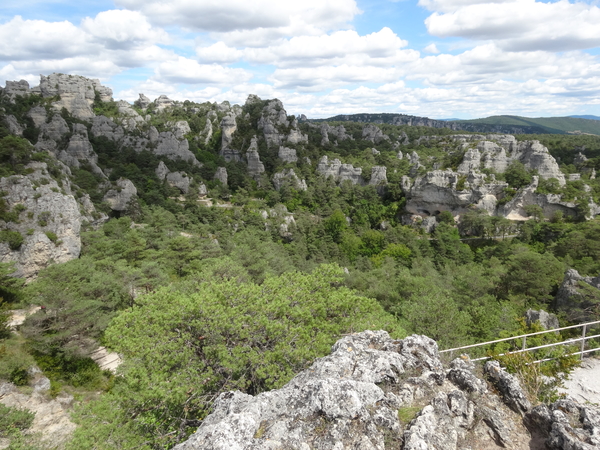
<box><xmin>2</xmin><ymin>0</ymin><xmax>600</xmax><ymax>119</ymax></box>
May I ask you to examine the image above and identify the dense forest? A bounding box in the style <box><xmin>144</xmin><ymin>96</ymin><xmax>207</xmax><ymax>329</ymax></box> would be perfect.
<box><xmin>1</xmin><ymin>82</ymin><xmax>600</xmax><ymax>449</ymax></box>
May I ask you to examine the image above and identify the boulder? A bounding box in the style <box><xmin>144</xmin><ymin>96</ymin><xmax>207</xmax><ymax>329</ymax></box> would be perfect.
<box><xmin>91</xmin><ymin>115</ymin><xmax>125</xmax><ymax>142</ymax></box>
<box><xmin>524</xmin><ymin>309</ymin><xmax>560</xmax><ymax>330</ymax></box>
<box><xmin>555</xmin><ymin>269</ymin><xmax>600</xmax><ymax>322</ymax></box>
<box><xmin>103</xmin><ymin>178</ymin><xmax>137</xmax><ymax>211</ymax></box>
<box><xmin>278</xmin><ymin>146</ymin><xmax>298</xmax><ymax>163</ymax></box>
<box><xmin>26</xmin><ymin>106</ymin><xmax>48</xmax><ymax>128</ymax></box>
<box><xmin>58</xmin><ymin>124</ymin><xmax>106</xmax><ymax>177</ymax></box>
<box><xmin>3</xmin><ymin>115</ymin><xmax>24</xmax><ymax>136</ymax></box>
<box><xmin>3</xmin><ymin>80</ymin><xmax>31</xmax><ymax>100</ymax></box>
<box><xmin>214</xmin><ymin>167</ymin><xmax>228</xmax><ymax>186</ymax></box>
<box><xmin>317</xmin><ymin>156</ymin><xmax>363</xmax><ymax>185</ymax></box>
<box><xmin>174</xmin><ymin>331</ymin><xmax>539</xmax><ymax>450</ymax></box>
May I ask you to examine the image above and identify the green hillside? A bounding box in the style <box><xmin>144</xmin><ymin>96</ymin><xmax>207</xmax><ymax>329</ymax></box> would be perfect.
<box><xmin>455</xmin><ymin>115</ymin><xmax>600</xmax><ymax>135</ymax></box>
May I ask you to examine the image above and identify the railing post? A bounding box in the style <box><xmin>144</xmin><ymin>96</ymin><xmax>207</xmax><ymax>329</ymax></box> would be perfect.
<box><xmin>581</xmin><ymin>325</ymin><xmax>587</xmax><ymax>361</ymax></box>
<box><xmin>522</xmin><ymin>336</ymin><xmax>527</xmax><ymax>351</ymax></box>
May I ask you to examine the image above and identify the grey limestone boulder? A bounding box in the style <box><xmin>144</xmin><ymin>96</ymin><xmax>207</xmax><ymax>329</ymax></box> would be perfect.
<box><xmin>524</xmin><ymin>309</ymin><xmax>560</xmax><ymax>330</ymax></box>
<box><xmin>3</xmin><ymin>80</ymin><xmax>31</xmax><ymax>100</ymax></box>
<box><xmin>214</xmin><ymin>167</ymin><xmax>228</xmax><ymax>186</ymax></box>
<box><xmin>555</xmin><ymin>269</ymin><xmax>600</xmax><ymax>322</ymax></box>
<box><xmin>484</xmin><ymin>360</ymin><xmax>531</xmax><ymax>415</ymax></box>
<box><xmin>174</xmin><ymin>331</ymin><xmax>540</xmax><ymax>450</ymax></box>
<box><xmin>103</xmin><ymin>178</ymin><xmax>137</xmax><ymax>211</ymax></box>
<box><xmin>3</xmin><ymin>115</ymin><xmax>24</xmax><ymax>136</ymax></box>
<box><xmin>278</xmin><ymin>146</ymin><xmax>297</xmax><ymax>163</ymax></box>
<box><xmin>317</xmin><ymin>156</ymin><xmax>363</xmax><ymax>185</ymax></box>
<box><xmin>91</xmin><ymin>115</ymin><xmax>125</xmax><ymax>142</ymax></box>
<box><xmin>58</xmin><ymin>124</ymin><xmax>106</xmax><ymax>177</ymax></box>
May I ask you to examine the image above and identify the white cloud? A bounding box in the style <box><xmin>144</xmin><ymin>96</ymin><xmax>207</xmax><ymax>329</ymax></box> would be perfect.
<box><xmin>0</xmin><ymin>16</ymin><xmax>90</xmax><ymax>60</ymax></box>
<box><xmin>424</xmin><ymin>0</ymin><xmax>600</xmax><ymax>51</ymax></box>
<box><xmin>115</xmin><ymin>0</ymin><xmax>360</xmax><ymax>35</ymax></box>
<box><xmin>241</xmin><ymin>28</ymin><xmax>414</xmax><ymax>68</ymax></box>
<box><xmin>81</xmin><ymin>9</ymin><xmax>169</xmax><ymax>50</ymax></box>
<box><xmin>153</xmin><ymin>57</ymin><xmax>253</xmax><ymax>85</ymax></box>
<box><xmin>423</xmin><ymin>43</ymin><xmax>440</xmax><ymax>54</ymax></box>
<box><xmin>196</xmin><ymin>41</ymin><xmax>243</xmax><ymax>64</ymax></box>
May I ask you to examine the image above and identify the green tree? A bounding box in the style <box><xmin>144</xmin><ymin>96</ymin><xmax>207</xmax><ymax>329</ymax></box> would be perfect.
<box><xmin>100</xmin><ymin>264</ymin><xmax>404</xmax><ymax>446</ymax></box>
<box><xmin>505</xmin><ymin>161</ymin><xmax>533</xmax><ymax>189</ymax></box>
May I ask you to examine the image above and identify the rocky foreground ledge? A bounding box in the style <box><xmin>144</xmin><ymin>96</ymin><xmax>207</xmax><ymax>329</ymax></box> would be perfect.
<box><xmin>174</xmin><ymin>331</ymin><xmax>600</xmax><ymax>450</ymax></box>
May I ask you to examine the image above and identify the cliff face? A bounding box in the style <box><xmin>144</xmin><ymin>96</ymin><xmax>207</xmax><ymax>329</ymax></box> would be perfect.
<box><xmin>0</xmin><ymin>162</ymin><xmax>100</xmax><ymax>280</ymax></box>
<box><xmin>173</xmin><ymin>331</ymin><xmax>600</xmax><ymax>450</ymax></box>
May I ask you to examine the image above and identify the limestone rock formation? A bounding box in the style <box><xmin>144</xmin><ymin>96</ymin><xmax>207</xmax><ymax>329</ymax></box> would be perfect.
<box><xmin>524</xmin><ymin>309</ymin><xmax>560</xmax><ymax>330</ymax></box>
<box><xmin>404</xmin><ymin>170</ymin><xmax>506</xmax><ymax>216</ymax></box>
<box><xmin>91</xmin><ymin>115</ymin><xmax>125</xmax><ymax>142</ymax></box>
<box><xmin>278</xmin><ymin>146</ymin><xmax>298</xmax><ymax>164</ymax></box>
<box><xmin>257</xmin><ymin>99</ymin><xmax>307</xmax><ymax>147</ymax></box>
<box><xmin>34</xmin><ymin>114</ymin><xmax>70</xmax><ymax>154</ymax></box>
<box><xmin>0</xmin><ymin>382</ymin><xmax>76</xmax><ymax>448</ymax></box>
<box><xmin>155</xmin><ymin>95</ymin><xmax>176</xmax><ymax>111</ymax></box>
<box><xmin>26</xmin><ymin>106</ymin><xmax>48</xmax><ymax>128</ymax></box>
<box><xmin>2</xmin><ymin>80</ymin><xmax>33</xmax><ymax>100</ymax></box>
<box><xmin>103</xmin><ymin>178</ymin><xmax>137</xmax><ymax>211</ymax></box>
<box><xmin>369</xmin><ymin>166</ymin><xmax>387</xmax><ymax>187</ymax></box>
<box><xmin>317</xmin><ymin>156</ymin><xmax>363</xmax><ymax>185</ymax></box>
<box><xmin>214</xmin><ymin>167</ymin><xmax>228</xmax><ymax>186</ymax></box>
<box><xmin>58</xmin><ymin>123</ymin><xmax>106</xmax><ymax>177</ymax></box>
<box><xmin>320</xmin><ymin>123</ymin><xmax>354</xmax><ymax>146</ymax></box>
<box><xmin>3</xmin><ymin>115</ymin><xmax>24</xmax><ymax>136</ymax></box>
<box><xmin>362</xmin><ymin>124</ymin><xmax>390</xmax><ymax>144</ymax></box>
<box><xmin>0</xmin><ymin>163</ymin><xmax>86</xmax><ymax>280</ymax></box>
<box><xmin>155</xmin><ymin>131</ymin><xmax>202</xmax><ymax>166</ymax></box>
<box><xmin>246</xmin><ymin>137</ymin><xmax>265</xmax><ymax>178</ymax></box>
<box><xmin>555</xmin><ymin>269</ymin><xmax>600</xmax><ymax>322</ymax></box>
<box><xmin>38</xmin><ymin>73</ymin><xmax>112</xmax><ymax>120</ymax></box>
<box><xmin>134</xmin><ymin>93</ymin><xmax>152</xmax><ymax>110</ymax></box>
<box><xmin>273</xmin><ymin>169</ymin><xmax>307</xmax><ymax>191</ymax></box>
<box><xmin>220</xmin><ymin>114</ymin><xmax>241</xmax><ymax>162</ymax></box>
<box><xmin>173</xmin><ymin>330</ymin><xmax>567</xmax><ymax>450</ymax></box>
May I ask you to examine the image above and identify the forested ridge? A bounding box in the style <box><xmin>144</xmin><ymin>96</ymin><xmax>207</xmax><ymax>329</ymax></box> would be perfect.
<box><xmin>1</xmin><ymin>76</ymin><xmax>600</xmax><ymax>449</ymax></box>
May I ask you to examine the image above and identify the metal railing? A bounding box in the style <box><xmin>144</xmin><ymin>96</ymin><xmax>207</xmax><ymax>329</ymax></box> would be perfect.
<box><xmin>440</xmin><ymin>320</ymin><xmax>600</xmax><ymax>363</ymax></box>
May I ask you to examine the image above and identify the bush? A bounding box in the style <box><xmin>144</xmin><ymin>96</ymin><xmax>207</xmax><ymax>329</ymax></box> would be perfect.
<box><xmin>0</xmin><ymin>230</ymin><xmax>24</xmax><ymax>250</ymax></box>
<box><xmin>0</xmin><ymin>404</ymin><xmax>35</xmax><ymax>438</ymax></box>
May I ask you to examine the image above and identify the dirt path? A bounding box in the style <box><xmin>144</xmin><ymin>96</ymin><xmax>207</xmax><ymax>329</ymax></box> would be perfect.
<box><xmin>559</xmin><ymin>357</ymin><xmax>600</xmax><ymax>405</ymax></box>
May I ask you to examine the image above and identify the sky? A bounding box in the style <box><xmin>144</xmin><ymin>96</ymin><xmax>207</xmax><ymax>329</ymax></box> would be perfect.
<box><xmin>2</xmin><ymin>0</ymin><xmax>600</xmax><ymax>119</ymax></box>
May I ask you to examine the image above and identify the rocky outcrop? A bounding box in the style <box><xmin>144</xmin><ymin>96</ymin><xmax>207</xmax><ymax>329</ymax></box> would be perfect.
<box><xmin>278</xmin><ymin>146</ymin><xmax>297</xmax><ymax>164</ymax></box>
<box><xmin>34</xmin><ymin>114</ymin><xmax>70</xmax><ymax>154</ymax></box>
<box><xmin>246</xmin><ymin>137</ymin><xmax>265</xmax><ymax>178</ymax></box>
<box><xmin>258</xmin><ymin>99</ymin><xmax>307</xmax><ymax>147</ymax></box>
<box><xmin>3</xmin><ymin>115</ymin><xmax>24</xmax><ymax>136</ymax></box>
<box><xmin>91</xmin><ymin>115</ymin><xmax>125</xmax><ymax>142</ymax></box>
<box><xmin>174</xmin><ymin>331</ymin><xmax>556</xmax><ymax>450</ymax></box>
<box><xmin>0</xmin><ymin>163</ymin><xmax>86</xmax><ymax>280</ymax></box>
<box><xmin>39</xmin><ymin>73</ymin><xmax>112</xmax><ymax>120</ymax></box>
<box><xmin>155</xmin><ymin>161</ymin><xmax>191</xmax><ymax>194</ymax></box>
<box><xmin>0</xmin><ymin>381</ymin><xmax>76</xmax><ymax>448</ymax></box>
<box><xmin>317</xmin><ymin>156</ymin><xmax>363</xmax><ymax>185</ymax></box>
<box><xmin>320</xmin><ymin>123</ymin><xmax>354</xmax><ymax>146</ymax></box>
<box><xmin>58</xmin><ymin>123</ymin><xmax>106</xmax><ymax>177</ymax></box>
<box><xmin>155</xmin><ymin>131</ymin><xmax>201</xmax><ymax>166</ymax></box>
<box><xmin>103</xmin><ymin>178</ymin><xmax>137</xmax><ymax>211</ymax></box>
<box><xmin>272</xmin><ymin>169</ymin><xmax>307</xmax><ymax>191</ymax></box>
<box><xmin>555</xmin><ymin>269</ymin><xmax>600</xmax><ymax>322</ymax></box>
<box><xmin>369</xmin><ymin>166</ymin><xmax>387</xmax><ymax>187</ymax></box>
<box><xmin>404</xmin><ymin>170</ymin><xmax>506</xmax><ymax>216</ymax></box>
<box><xmin>2</xmin><ymin>80</ymin><xmax>33</xmax><ymax>100</ymax></box>
<box><xmin>527</xmin><ymin>399</ymin><xmax>600</xmax><ymax>449</ymax></box>
<box><xmin>524</xmin><ymin>309</ymin><xmax>560</xmax><ymax>330</ymax></box>
<box><xmin>134</xmin><ymin>93</ymin><xmax>152</xmax><ymax>110</ymax></box>
<box><xmin>362</xmin><ymin>124</ymin><xmax>389</xmax><ymax>144</ymax></box>
<box><xmin>214</xmin><ymin>167</ymin><xmax>228</xmax><ymax>186</ymax></box>
<box><xmin>220</xmin><ymin>114</ymin><xmax>241</xmax><ymax>162</ymax></box>
<box><xmin>155</xmin><ymin>95</ymin><xmax>176</xmax><ymax>112</ymax></box>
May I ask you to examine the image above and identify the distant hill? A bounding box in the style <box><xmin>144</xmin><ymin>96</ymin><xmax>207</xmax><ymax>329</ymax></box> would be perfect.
<box><xmin>319</xmin><ymin>113</ymin><xmax>600</xmax><ymax>135</ymax></box>
<box><xmin>453</xmin><ymin>115</ymin><xmax>600</xmax><ymax>135</ymax></box>
<box><xmin>569</xmin><ymin>115</ymin><xmax>600</xmax><ymax>121</ymax></box>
